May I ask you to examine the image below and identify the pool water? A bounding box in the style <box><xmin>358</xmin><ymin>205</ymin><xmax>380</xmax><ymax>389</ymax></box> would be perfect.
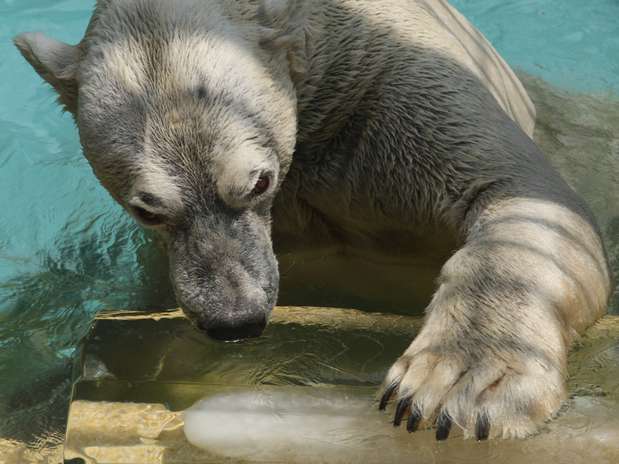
<box><xmin>450</xmin><ymin>0</ymin><xmax>619</xmax><ymax>94</ymax></box>
<box><xmin>0</xmin><ymin>0</ymin><xmax>618</xmax><ymax>460</ymax></box>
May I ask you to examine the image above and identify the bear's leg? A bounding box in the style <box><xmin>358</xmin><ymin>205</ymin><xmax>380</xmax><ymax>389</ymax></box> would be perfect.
<box><xmin>380</xmin><ymin>197</ymin><xmax>610</xmax><ymax>440</ymax></box>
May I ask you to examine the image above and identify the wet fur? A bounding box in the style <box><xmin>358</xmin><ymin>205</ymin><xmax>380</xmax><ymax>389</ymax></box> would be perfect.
<box><xmin>14</xmin><ymin>0</ymin><xmax>612</xmax><ymax>439</ymax></box>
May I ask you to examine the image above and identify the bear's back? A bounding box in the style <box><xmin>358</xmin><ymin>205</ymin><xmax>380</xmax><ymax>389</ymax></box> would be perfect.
<box><xmin>333</xmin><ymin>0</ymin><xmax>537</xmax><ymax>137</ymax></box>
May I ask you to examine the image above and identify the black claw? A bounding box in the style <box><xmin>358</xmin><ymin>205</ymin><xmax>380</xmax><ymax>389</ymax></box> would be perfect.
<box><xmin>393</xmin><ymin>397</ymin><xmax>411</xmax><ymax>426</ymax></box>
<box><xmin>435</xmin><ymin>411</ymin><xmax>452</xmax><ymax>441</ymax></box>
<box><xmin>379</xmin><ymin>382</ymin><xmax>398</xmax><ymax>411</ymax></box>
<box><xmin>475</xmin><ymin>413</ymin><xmax>490</xmax><ymax>441</ymax></box>
<box><xmin>406</xmin><ymin>405</ymin><xmax>422</xmax><ymax>433</ymax></box>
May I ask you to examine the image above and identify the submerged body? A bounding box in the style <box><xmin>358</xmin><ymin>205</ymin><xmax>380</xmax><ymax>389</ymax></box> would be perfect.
<box><xmin>15</xmin><ymin>0</ymin><xmax>611</xmax><ymax>440</ymax></box>
<box><xmin>275</xmin><ymin>0</ymin><xmax>537</xmax><ymax>310</ymax></box>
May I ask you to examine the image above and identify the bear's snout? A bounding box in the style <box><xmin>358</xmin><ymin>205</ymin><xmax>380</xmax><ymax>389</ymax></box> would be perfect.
<box><xmin>199</xmin><ymin>312</ymin><xmax>267</xmax><ymax>341</ymax></box>
<box><xmin>178</xmin><ymin>281</ymin><xmax>274</xmax><ymax>342</ymax></box>
<box><xmin>169</xmin><ymin>214</ymin><xmax>279</xmax><ymax>342</ymax></box>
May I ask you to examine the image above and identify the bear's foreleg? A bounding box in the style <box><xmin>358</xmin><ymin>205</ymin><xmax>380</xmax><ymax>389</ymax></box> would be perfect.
<box><xmin>380</xmin><ymin>196</ymin><xmax>610</xmax><ymax>440</ymax></box>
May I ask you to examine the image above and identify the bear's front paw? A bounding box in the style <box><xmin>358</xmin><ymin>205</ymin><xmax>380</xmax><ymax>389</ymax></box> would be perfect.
<box><xmin>379</xmin><ymin>341</ymin><xmax>566</xmax><ymax>440</ymax></box>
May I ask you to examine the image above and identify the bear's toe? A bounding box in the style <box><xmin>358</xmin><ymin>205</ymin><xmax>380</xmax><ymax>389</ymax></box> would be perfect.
<box><xmin>379</xmin><ymin>352</ymin><xmax>565</xmax><ymax>440</ymax></box>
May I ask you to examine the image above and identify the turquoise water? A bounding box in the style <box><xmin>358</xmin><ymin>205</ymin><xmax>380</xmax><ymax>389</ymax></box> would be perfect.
<box><xmin>0</xmin><ymin>0</ymin><xmax>618</xmax><ymax>454</ymax></box>
<box><xmin>451</xmin><ymin>0</ymin><xmax>619</xmax><ymax>94</ymax></box>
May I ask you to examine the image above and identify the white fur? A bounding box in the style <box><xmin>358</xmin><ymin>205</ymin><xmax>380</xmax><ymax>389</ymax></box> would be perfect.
<box><xmin>97</xmin><ymin>40</ymin><xmax>147</xmax><ymax>94</ymax></box>
<box><xmin>214</xmin><ymin>140</ymin><xmax>277</xmax><ymax>209</ymax></box>
<box><xmin>136</xmin><ymin>157</ymin><xmax>183</xmax><ymax>212</ymax></box>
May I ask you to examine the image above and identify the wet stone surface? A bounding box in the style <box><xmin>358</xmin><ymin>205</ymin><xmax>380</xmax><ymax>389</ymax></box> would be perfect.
<box><xmin>61</xmin><ymin>307</ymin><xmax>619</xmax><ymax>464</ymax></box>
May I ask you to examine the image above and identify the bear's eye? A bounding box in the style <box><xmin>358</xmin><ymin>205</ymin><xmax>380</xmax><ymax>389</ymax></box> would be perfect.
<box><xmin>252</xmin><ymin>175</ymin><xmax>270</xmax><ymax>196</ymax></box>
<box><xmin>132</xmin><ymin>205</ymin><xmax>165</xmax><ymax>226</ymax></box>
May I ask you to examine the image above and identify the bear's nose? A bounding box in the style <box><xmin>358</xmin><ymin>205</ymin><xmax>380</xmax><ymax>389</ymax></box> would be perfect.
<box><xmin>200</xmin><ymin>314</ymin><xmax>267</xmax><ymax>341</ymax></box>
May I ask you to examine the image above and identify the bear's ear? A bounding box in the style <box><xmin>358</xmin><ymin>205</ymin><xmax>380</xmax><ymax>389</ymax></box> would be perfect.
<box><xmin>257</xmin><ymin>0</ymin><xmax>305</xmax><ymax>48</ymax></box>
<box><xmin>13</xmin><ymin>32</ymin><xmax>80</xmax><ymax>113</ymax></box>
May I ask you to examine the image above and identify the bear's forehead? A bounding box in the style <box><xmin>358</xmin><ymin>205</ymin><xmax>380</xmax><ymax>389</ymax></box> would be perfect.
<box><xmin>77</xmin><ymin>67</ymin><xmax>269</xmax><ymax>192</ymax></box>
<box><xmin>81</xmin><ymin>36</ymin><xmax>256</xmax><ymax>93</ymax></box>
<box><xmin>80</xmin><ymin>0</ymin><xmax>266</xmax><ymax>95</ymax></box>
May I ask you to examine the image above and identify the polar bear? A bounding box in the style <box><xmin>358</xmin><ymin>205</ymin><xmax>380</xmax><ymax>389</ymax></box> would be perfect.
<box><xmin>15</xmin><ymin>0</ymin><xmax>611</xmax><ymax>440</ymax></box>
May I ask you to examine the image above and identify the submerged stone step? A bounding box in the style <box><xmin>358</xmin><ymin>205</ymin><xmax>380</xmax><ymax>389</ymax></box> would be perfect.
<box><xmin>64</xmin><ymin>308</ymin><xmax>619</xmax><ymax>463</ymax></box>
